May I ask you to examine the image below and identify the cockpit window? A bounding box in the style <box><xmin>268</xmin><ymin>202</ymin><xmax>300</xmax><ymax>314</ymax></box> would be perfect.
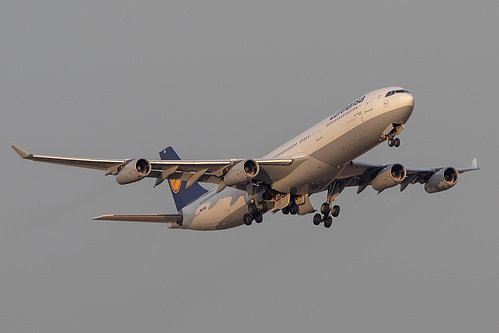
<box><xmin>385</xmin><ymin>89</ymin><xmax>410</xmax><ymax>97</ymax></box>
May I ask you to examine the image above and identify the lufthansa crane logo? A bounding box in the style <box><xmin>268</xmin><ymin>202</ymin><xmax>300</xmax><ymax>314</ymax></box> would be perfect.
<box><xmin>169</xmin><ymin>179</ymin><xmax>182</xmax><ymax>193</ymax></box>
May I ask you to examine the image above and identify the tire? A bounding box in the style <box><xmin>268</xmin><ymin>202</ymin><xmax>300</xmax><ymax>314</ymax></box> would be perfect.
<box><xmin>394</xmin><ymin>138</ymin><xmax>400</xmax><ymax>147</ymax></box>
<box><xmin>321</xmin><ymin>203</ymin><xmax>330</xmax><ymax>215</ymax></box>
<box><xmin>313</xmin><ymin>214</ymin><xmax>322</xmax><ymax>225</ymax></box>
<box><xmin>258</xmin><ymin>201</ymin><xmax>268</xmax><ymax>213</ymax></box>
<box><xmin>243</xmin><ymin>214</ymin><xmax>253</xmax><ymax>226</ymax></box>
<box><xmin>282</xmin><ymin>206</ymin><xmax>290</xmax><ymax>215</ymax></box>
<box><xmin>254</xmin><ymin>212</ymin><xmax>263</xmax><ymax>223</ymax></box>
<box><xmin>331</xmin><ymin>205</ymin><xmax>340</xmax><ymax>217</ymax></box>
<box><xmin>290</xmin><ymin>203</ymin><xmax>298</xmax><ymax>215</ymax></box>
<box><xmin>324</xmin><ymin>216</ymin><xmax>333</xmax><ymax>228</ymax></box>
<box><xmin>388</xmin><ymin>138</ymin><xmax>394</xmax><ymax>147</ymax></box>
<box><xmin>248</xmin><ymin>203</ymin><xmax>258</xmax><ymax>216</ymax></box>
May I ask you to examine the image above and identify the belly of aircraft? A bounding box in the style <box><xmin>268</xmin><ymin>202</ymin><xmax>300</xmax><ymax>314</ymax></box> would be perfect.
<box><xmin>182</xmin><ymin>188</ymin><xmax>249</xmax><ymax>231</ymax></box>
<box><xmin>272</xmin><ymin>112</ymin><xmax>394</xmax><ymax>195</ymax></box>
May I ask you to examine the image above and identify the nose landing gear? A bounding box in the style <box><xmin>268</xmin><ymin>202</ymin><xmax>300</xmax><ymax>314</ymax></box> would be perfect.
<box><xmin>387</xmin><ymin>137</ymin><xmax>400</xmax><ymax>147</ymax></box>
<box><xmin>384</xmin><ymin>124</ymin><xmax>404</xmax><ymax>148</ymax></box>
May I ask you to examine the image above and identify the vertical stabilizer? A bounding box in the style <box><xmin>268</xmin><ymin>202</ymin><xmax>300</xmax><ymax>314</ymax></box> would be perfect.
<box><xmin>159</xmin><ymin>147</ymin><xmax>208</xmax><ymax>211</ymax></box>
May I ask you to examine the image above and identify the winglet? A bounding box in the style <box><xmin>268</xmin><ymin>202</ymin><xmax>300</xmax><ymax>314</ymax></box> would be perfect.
<box><xmin>11</xmin><ymin>145</ymin><xmax>32</xmax><ymax>159</ymax></box>
<box><xmin>457</xmin><ymin>157</ymin><xmax>480</xmax><ymax>173</ymax></box>
<box><xmin>471</xmin><ymin>158</ymin><xmax>479</xmax><ymax>170</ymax></box>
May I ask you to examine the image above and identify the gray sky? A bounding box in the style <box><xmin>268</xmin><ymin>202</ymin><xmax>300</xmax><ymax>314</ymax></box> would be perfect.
<box><xmin>2</xmin><ymin>1</ymin><xmax>498</xmax><ymax>332</ymax></box>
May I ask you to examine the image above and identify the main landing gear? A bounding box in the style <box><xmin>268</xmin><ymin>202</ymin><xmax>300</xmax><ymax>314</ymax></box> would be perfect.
<box><xmin>313</xmin><ymin>181</ymin><xmax>343</xmax><ymax>228</ymax></box>
<box><xmin>243</xmin><ymin>201</ymin><xmax>268</xmax><ymax>226</ymax></box>
<box><xmin>313</xmin><ymin>203</ymin><xmax>340</xmax><ymax>228</ymax></box>
<box><xmin>281</xmin><ymin>202</ymin><xmax>299</xmax><ymax>215</ymax></box>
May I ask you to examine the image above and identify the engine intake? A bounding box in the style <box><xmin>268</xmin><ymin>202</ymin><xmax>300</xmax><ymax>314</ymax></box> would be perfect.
<box><xmin>223</xmin><ymin>159</ymin><xmax>260</xmax><ymax>186</ymax></box>
<box><xmin>116</xmin><ymin>158</ymin><xmax>151</xmax><ymax>185</ymax></box>
<box><xmin>372</xmin><ymin>163</ymin><xmax>407</xmax><ymax>191</ymax></box>
<box><xmin>424</xmin><ymin>167</ymin><xmax>459</xmax><ymax>194</ymax></box>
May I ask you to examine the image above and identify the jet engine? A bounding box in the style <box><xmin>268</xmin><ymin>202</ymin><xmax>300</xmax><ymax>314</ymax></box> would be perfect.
<box><xmin>223</xmin><ymin>159</ymin><xmax>260</xmax><ymax>186</ymax></box>
<box><xmin>424</xmin><ymin>167</ymin><xmax>459</xmax><ymax>194</ymax></box>
<box><xmin>116</xmin><ymin>158</ymin><xmax>151</xmax><ymax>185</ymax></box>
<box><xmin>371</xmin><ymin>163</ymin><xmax>407</xmax><ymax>191</ymax></box>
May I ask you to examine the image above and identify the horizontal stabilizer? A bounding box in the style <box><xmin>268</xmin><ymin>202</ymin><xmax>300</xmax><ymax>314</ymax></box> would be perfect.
<box><xmin>93</xmin><ymin>214</ymin><xmax>182</xmax><ymax>223</ymax></box>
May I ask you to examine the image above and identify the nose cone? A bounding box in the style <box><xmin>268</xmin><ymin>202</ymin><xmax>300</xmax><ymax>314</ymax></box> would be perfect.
<box><xmin>397</xmin><ymin>93</ymin><xmax>414</xmax><ymax>124</ymax></box>
<box><xmin>400</xmin><ymin>92</ymin><xmax>414</xmax><ymax>109</ymax></box>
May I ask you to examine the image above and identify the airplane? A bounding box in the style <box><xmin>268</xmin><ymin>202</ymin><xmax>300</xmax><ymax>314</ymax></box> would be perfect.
<box><xmin>12</xmin><ymin>86</ymin><xmax>479</xmax><ymax>231</ymax></box>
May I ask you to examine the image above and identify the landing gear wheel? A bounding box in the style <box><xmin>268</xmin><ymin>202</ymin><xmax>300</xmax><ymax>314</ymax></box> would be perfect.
<box><xmin>324</xmin><ymin>216</ymin><xmax>333</xmax><ymax>228</ymax></box>
<box><xmin>394</xmin><ymin>138</ymin><xmax>400</xmax><ymax>147</ymax></box>
<box><xmin>248</xmin><ymin>203</ymin><xmax>258</xmax><ymax>216</ymax></box>
<box><xmin>243</xmin><ymin>214</ymin><xmax>253</xmax><ymax>226</ymax></box>
<box><xmin>282</xmin><ymin>206</ymin><xmax>290</xmax><ymax>215</ymax></box>
<box><xmin>331</xmin><ymin>205</ymin><xmax>340</xmax><ymax>218</ymax></box>
<box><xmin>321</xmin><ymin>202</ymin><xmax>330</xmax><ymax>215</ymax></box>
<box><xmin>388</xmin><ymin>138</ymin><xmax>395</xmax><ymax>147</ymax></box>
<box><xmin>290</xmin><ymin>203</ymin><xmax>299</xmax><ymax>215</ymax></box>
<box><xmin>313</xmin><ymin>214</ymin><xmax>322</xmax><ymax>225</ymax></box>
<box><xmin>254</xmin><ymin>212</ymin><xmax>263</xmax><ymax>223</ymax></box>
<box><xmin>257</xmin><ymin>201</ymin><xmax>268</xmax><ymax>213</ymax></box>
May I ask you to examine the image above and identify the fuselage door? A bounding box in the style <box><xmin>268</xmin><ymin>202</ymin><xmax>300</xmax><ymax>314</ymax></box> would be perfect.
<box><xmin>316</xmin><ymin>129</ymin><xmax>322</xmax><ymax>141</ymax></box>
<box><xmin>364</xmin><ymin>93</ymin><xmax>374</xmax><ymax>113</ymax></box>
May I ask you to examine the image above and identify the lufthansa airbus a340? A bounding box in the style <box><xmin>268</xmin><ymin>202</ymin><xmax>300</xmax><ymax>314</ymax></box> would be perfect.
<box><xmin>12</xmin><ymin>87</ymin><xmax>479</xmax><ymax>230</ymax></box>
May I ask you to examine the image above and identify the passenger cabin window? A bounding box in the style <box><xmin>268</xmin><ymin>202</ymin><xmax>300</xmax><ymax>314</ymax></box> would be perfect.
<box><xmin>385</xmin><ymin>89</ymin><xmax>410</xmax><ymax>97</ymax></box>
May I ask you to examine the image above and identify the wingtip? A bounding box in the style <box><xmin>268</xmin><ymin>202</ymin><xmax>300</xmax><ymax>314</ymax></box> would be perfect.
<box><xmin>471</xmin><ymin>158</ymin><xmax>479</xmax><ymax>170</ymax></box>
<box><xmin>11</xmin><ymin>145</ymin><xmax>31</xmax><ymax>159</ymax></box>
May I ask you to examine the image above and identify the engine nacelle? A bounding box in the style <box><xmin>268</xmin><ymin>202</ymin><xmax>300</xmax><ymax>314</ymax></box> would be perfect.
<box><xmin>116</xmin><ymin>158</ymin><xmax>151</xmax><ymax>185</ymax></box>
<box><xmin>223</xmin><ymin>159</ymin><xmax>260</xmax><ymax>186</ymax></box>
<box><xmin>424</xmin><ymin>167</ymin><xmax>459</xmax><ymax>194</ymax></box>
<box><xmin>372</xmin><ymin>163</ymin><xmax>407</xmax><ymax>191</ymax></box>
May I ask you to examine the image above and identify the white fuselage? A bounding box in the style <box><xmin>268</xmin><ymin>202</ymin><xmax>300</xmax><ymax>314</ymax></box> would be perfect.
<box><xmin>172</xmin><ymin>87</ymin><xmax>414</xmax><ymax>230</ymax></box>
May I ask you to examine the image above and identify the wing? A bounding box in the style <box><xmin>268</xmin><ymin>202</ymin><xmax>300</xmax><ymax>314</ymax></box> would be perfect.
<box><xmin>333</xmin><ymin>158</ymin><xmax>480</xmax><ymax>195</ymax></box>
<box><xmin>93</xmin><ymin>214</ymin><xmax>183</xmax><ymax>223</ymax></box>
<box><xmin>11</xmin><ymin>145</ymin><xmax>294</xmax><ymax>187</ymax></box>
<box><xmin>11</xmin><ymin>145</ymin><xmax>126</xmax><ymax>170</ymax></box>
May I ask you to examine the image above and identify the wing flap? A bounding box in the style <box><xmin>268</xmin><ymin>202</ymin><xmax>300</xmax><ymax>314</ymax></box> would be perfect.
<box><xmin>93</xmin><ymin>214</ymin><xmax>182</xmax><ymax>223</ymax></box>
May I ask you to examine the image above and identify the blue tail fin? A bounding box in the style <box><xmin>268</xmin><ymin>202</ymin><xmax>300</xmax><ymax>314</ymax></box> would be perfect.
<box><xmin>159</xmin><ymin>147</ymin><xmax>208</xmax><ymax>211</ymax></box>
